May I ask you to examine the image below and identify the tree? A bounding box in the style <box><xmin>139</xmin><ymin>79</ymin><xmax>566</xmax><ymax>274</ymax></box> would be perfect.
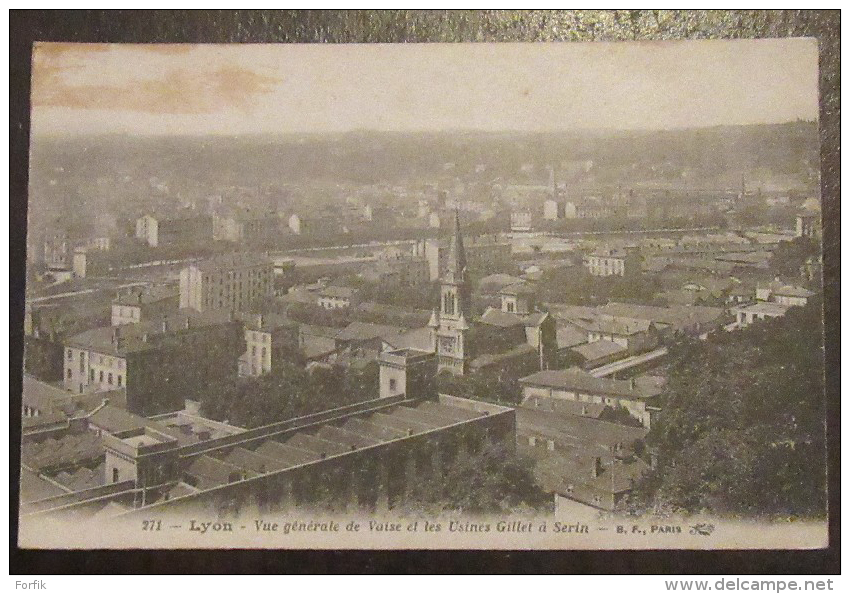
<box><xmin>401</xmin><ymin>442</ymin><xmax>551</xmax><ymax>515</ymax></box>
<box><xmin>197</xmin><ymin>360</ymin><xmax>383</xmax><ymax>429</ymax></box>
<box><xmin>627</xmin><ymin>298</ymin><xmax>826</xmax><ymax>519</ymax></box>
<box><xmin>537</xmin><ymin>264</ymin><xmax>662</xmax><ymax>305</ymax></box>
<box><xmin>770</xmin><ymin>237</ymin><xmax>820</xmax><ymax>280</ymax></box>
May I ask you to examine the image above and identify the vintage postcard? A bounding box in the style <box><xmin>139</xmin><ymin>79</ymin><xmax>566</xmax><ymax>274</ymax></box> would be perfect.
<box><xmin>18</xmin><ymin>39</ymin><xmax>827</xmax><ymax>549</ymax></box>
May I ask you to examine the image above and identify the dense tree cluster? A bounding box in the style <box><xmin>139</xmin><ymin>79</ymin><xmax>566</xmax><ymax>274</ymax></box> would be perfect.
<box><xmin>400</xmin><ymin>442</ymin><xmax>552</xmax><ymax>515</ymax></box>
<box><xmin>770</xmin><ymin>236</ymin><xmax>821</xmax><ymax>280</ymax></box>
<box><xmin>437</xmin><ymin>369</ymin><xmax>525</xmax><ymax>406</ymax></box>
<box><xmin>537</xmin><ymin>265</ymin><xmax>662</xmax><ymax>305</ymax></box>
<box><xmin>351</xmin><ymin>278</ymin><xmax>440</xmax><ymax>312</ymax></box>
<box><xmin>198</xmin><ymin>362</ymin><xmax>379</xmax><ymax>429</ymax></box>
<box><xmin>627</xmin><ymin>297</ymin><xmax>826</xmax><ymax>519</ymax></box>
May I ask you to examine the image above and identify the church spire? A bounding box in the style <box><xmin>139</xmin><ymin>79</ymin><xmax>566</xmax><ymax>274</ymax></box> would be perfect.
<box><xmin>447</xmin><ymin>209</ymin><xmax>467</xmax><ymax>280</ymax></box>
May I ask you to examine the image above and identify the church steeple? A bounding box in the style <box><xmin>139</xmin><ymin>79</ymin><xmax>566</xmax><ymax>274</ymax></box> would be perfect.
<box><xmin>431</xmin><ymin>210</ymin><xmax>472</xmax><ymax>375</ymax></box>
<box><xmin>446</xmin><ymin>209</ymin><xmax>467</xmax><ymax>283</ymax></box>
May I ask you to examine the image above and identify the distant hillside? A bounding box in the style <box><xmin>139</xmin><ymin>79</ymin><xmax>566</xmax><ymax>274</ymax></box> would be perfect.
<box><xmin>26</xmin><ymin>122</ymin><xmax>819</xmax><ymax>239</ymax></box>
<box><xmin>30</xmin><ymin>121</ymin><xmax>817</xmax><ymax>186</ymax></box>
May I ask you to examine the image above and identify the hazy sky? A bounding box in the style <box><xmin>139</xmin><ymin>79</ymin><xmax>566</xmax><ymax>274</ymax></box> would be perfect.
<box><xmin>31</xmin><ymin>39</ymin><xmax>818</xmax><ymax>136</ymax></box>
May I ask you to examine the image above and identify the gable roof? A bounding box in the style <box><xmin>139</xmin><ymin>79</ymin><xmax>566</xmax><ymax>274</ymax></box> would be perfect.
<box><xmin>479</xmin><ymin>307</ymin><xmax>550</xmax><ymax>329</ymax></box>
<box><xmin>335</xmin><ymin>321</ymin><xmax>407</xmax><ymax>343</ymax></box>
<box><xmin>519</xmin><ymin>368</ymin><xmax>658</xmax><ymax>400</ymax></box>
<box><xmin>556</xmin><ymin>326</ymin><xmax>587</xmax><ymax>349</ymax></box>
<box><xmin>479</xmin><ymin>308</ymin><xmax>525</xmax><ymax>328</ymax></box>
<box><xmin>571</xmin><ymin>340</ymin><xmax>628</xmax><ymax>362</ymax></box>
<box><xmin>572</xmin><ymin>316</ymin><xmax>652</xmax><ymax>336</ymax></box>
<box><xmin>382</xmin><ymin>327</ymin><xmax>433</xmax><ymax>352</ymax></box>
<box><xmin>499</xmin><ymin>282</ymin><xmax>537</xmax><ymax>296</ymax></box>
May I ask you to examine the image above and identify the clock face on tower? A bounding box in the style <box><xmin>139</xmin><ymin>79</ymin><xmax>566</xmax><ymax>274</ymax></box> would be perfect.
<box><xmin>438</xmin><ymin>335</ymin><xmax>456</xmax><ymax>354</ymax></box>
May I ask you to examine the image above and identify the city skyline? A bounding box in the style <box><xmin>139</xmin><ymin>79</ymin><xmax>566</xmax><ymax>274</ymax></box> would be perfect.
<box><xmin>31</xmin><ymin>39</ymin><xmax>818</xmax><ymax>137</ymax></box>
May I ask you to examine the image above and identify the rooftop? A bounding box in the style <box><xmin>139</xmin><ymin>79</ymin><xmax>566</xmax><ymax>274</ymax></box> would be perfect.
<box><xmin>734</xmin><ymin>302</ymin><xmax>791</xmax><ymax>316</ymax></box>
<box><xmin>22</xmin><ymin>375</ymin><xmax>124</xmax><ymax>421</ymax></box>
<box><xmin>499</xmin><ymin>282</ymin><xmax>537</xmax><ymax>297</ymax></box>
<box><xmin>519</xmin><ymin>367</ymin><xmax>659</xmax><ymax>400</ymax></box>
<box><xmin>169</xmin><ymin>395</ymin><xmax>510</xmax><ymax>493</ymax></box>
<box><xmin>771</xmin><ymin>285</ymin><xmax>816</xmax><ymax>298</ymax></box>
<box><xmin>571</xmin><ymin>340</ymin><xmax>628</xmax><ymax>362</ymax></box>
<box><xmin>334</xmin><ymin>321</ymin><xmax>407</xmax><ymax>343</ymax></box>
<box><xmin>66</xmin><ymin>309</ymin><xmax>234</xmax><ymax>356</ymax></box>
<box><xmin>572</xmin><ymin>316</ymin><xmax>652</xmax><ymax>336</ymax></box>
<box><xmin>477</xmin><ymin>273</ymin><xmax>525</xmax><ymax>292</ymax></box>
<box><xmin>556</xmin><ymin>326</ymin><xmax>587</xmax><ymax>349</ymax></box>
<box><xmin>597</xmin><ymin>302</ymin><xmax>723</xmax><ymax>328</ymax></box>
<box><xmin>479</xmin><ymin>308</ymin><xmax>550</xmax><ymax>329</ymax></box>
<box><xmin>516</xmin><ymin>406</ymin><xmax>647</xmax><ymax>453</ymax></box>
<box><xmin>113</xmin><ymin>284</ymin><xmax>179</xmax><ymax>306</ymax></box>
<box><xmin>191</xmin><ymin>253</ymin><xmax>272</xmax><ymax>273</ymax></box>
<box><xmin>318</xmin><ymin>286</ymin><xmax>358</xmax><ymax>299</ymax></box>
<box><xmin>22</xmin><ymin>431</ymin><xmax>104</xmax><ymax>473</ymax></box>
<box><xmin>241</xmin><ymin>312</ymin><xmax>297</xmax><ymax>333</ymax></box>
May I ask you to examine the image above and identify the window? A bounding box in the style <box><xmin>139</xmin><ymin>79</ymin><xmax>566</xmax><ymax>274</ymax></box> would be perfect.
<box><xmin>112</xmin><ymin>468</ymin><xmax>119</xmax><ymax>483</ymax></box>
<box><xmin>507</xmin><ymin>302</ymin><xmax>515</xmax><ymax>313</ymax></box>
<box><xmin>389</xmin><ymin>378</ymin><xmax>397</xmax><ymax>391</ymax></box>
<box><xmin>67</xmin><ymin>349</ymin><xmax>73</xmax><ymax>360</ymax></box>
<box><xmin>108</xmin><ymin>373</ymin><xmax>113</xmax><ymax>385</ymax></box>
<box><xmin>99</xmin><ymin>371</ymin><xmax>104</xmax><ymax>382</ymax></box>
<box><xmin>117</xmin><ymin>375</ymin><xmax>122</xmax><ymax>387</ymax></box>
<box><xmin>67</xmin><ymin>368</ymin><xmax>72</xmax><ymax>379</ymax></box>
<box><xmin>261</xmin><ymin>347</ymin><xmax>266</xmax><ymax>358</ymax></box>
<box><xmin>252</xmin><ymin>346</ymin><xmax>256</xmax><ymax>355</ymax></box>
<box><xmin>90</xmin><ymin>368</ymin><xmax>95</xmax><ymax>381</ymax></box>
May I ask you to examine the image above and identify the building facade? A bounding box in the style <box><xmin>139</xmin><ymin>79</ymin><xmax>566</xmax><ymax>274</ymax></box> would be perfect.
<box><xmin>519</xmin><ymin>368</ymin><xmax>661</xmax><ymax>428</ymax></box>
<box><xmin>583</xmin><ymin>248</ymin><xmax>641</xmax><ymax>277</ymax></box>
<box><xmin>237</xmin><ymin>314</ymin><xmax>299</xmax><ymax>377</ymax></box>
<box><xmin>179</xmin><ymin>254</ymin><xmax>274</xmax><ymax>313</ymax></box>
<box><xmin>64</xmin><ymin>313</ymin><xmax>245</xmax><ymax>416</ymax></box>
<box><xmin>316</xmin><ymin>286</ymin><xmax>359</xmax><ymax>310</ymax></box>
<box><xmin>111</xmin><ymin>286</ymin><xmax>180</xmax><ymax>326</ymax></box>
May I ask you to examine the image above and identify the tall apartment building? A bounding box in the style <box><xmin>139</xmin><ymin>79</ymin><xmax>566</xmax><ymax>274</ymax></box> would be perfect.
<box><xmin>179</xmin><ymin>253</ymin><xmax>274</xmax><ymax>313</ymax></box>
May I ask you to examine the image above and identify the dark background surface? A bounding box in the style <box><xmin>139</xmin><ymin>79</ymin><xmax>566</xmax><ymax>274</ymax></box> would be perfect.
<box><xmin>9</xmin><ymin>9</ymin><xmax>840</xmax><ymax>574</ymax></box>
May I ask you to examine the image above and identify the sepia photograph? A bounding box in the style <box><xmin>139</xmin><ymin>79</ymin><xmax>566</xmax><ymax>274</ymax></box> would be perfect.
<box><xmin>15</xmin><ymin>36</ymin><xmax>829</xmax><ymax>551</ymax></box>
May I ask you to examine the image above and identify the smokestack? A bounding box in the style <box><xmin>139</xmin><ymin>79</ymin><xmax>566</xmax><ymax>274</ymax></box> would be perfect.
<box><xmin>161</xmin><ymin>317</ymin><xmax>168</xmax><ymax>333</ymax></box>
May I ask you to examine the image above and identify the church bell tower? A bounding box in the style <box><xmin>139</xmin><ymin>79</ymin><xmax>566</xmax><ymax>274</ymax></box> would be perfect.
<box><xmin>429</xmin><ymin>211</ymin><xmax>471</xmax><ymax>375</ymax></box>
